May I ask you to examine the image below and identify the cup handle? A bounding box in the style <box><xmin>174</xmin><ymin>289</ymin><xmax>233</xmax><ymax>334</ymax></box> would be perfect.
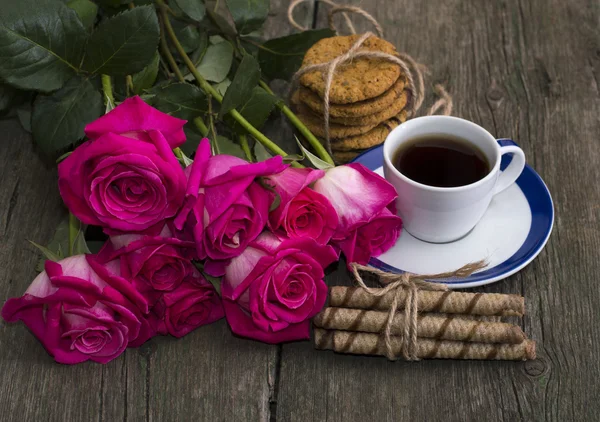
<box><xmin>494</xmin><ymin>139</ymin><xmax>526</xmax><ymax>195</ymax></box>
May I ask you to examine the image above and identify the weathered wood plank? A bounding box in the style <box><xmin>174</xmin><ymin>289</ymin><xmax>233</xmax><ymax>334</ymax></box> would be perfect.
<box><xmin>275</xmin><ymin>0</ymin><xmax>600</xmax><ymax>420</ymax></box>
<box><xmin>0</xmin><ymin>120</ymin><xmax>106</xmax><ymax>422</ymax></box>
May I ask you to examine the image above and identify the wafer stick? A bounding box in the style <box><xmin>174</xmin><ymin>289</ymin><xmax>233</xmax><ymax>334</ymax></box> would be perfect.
<box><xmin>329</xmin><ymin>286</ymin><xmax>525</xmax><ymax>316</ymax></box>
<box><xmin>314</xmin><ymin>329</ymin><xmax>536</xmax><ymax>361</ymax></box>
<box><xmin>313</xmin><ymin>308</ymin><xmax>525</xmax><ymax>344</ymax></box>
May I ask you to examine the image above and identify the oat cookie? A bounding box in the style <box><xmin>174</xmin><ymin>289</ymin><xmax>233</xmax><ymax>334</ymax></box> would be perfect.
<box><xmin>295</xmin><ymin>103</ymin><xmax>380</xmax><ymax>138</ymax></box>
<box><xmin>331</xmin><ymin>111</ymin><xmax>408</xmax><ymax>152</ymax></box>
<box><xmin>299</xmin><ymin>74</ymin><xmax>407</xmax><ymax>118</ymax></box>
<box><xmin>299</xmin><ymin>35</ymin><xmax>401</xmax><ymax>104</ymax></box>
<box><xmin>328</xmin><ymin>89</ymin><xmax>409</xmax><ymax>126</ymax></box>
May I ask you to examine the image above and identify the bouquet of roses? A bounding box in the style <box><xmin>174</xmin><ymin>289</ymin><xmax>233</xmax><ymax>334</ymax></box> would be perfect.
<box><xmin>1</xmin><ymin>98</ymin><xmax>402</xmax><ymax>364</ymax></box>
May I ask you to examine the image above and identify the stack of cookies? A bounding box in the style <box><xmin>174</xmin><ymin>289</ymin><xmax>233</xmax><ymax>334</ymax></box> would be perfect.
<box><xmin>293</xmin><ymin>34</ymin><xmax>411</xmax><ymax>163</ymax></box>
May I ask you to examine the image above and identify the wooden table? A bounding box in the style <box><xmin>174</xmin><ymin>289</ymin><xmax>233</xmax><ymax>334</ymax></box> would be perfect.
<box><xmin>1</xmin><ymin>0</ymin><xmax>599</xmax><ymax>420</ymax></box>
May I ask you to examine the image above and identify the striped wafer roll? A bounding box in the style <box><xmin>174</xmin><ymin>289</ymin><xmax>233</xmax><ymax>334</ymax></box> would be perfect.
<box><xmin>314</xmin><ymin>329</ymin><xmax>536</xmax><ymax>361</ymax></box>
<box><xmin>313</xmin><ymin>308</ymin><xmax>525</xmax><ymax>344</ymax></box>
<box><xmin>329</xmin><ymin>286</ymin><xmax>524</xmax><ymax>316</ymax></box>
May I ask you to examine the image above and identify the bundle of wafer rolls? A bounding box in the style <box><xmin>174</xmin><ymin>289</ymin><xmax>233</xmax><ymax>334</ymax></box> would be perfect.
<box><xmin>313</xmin><ymin>286</ymin><xmax>536</xmax><ymax>361</ymax></box>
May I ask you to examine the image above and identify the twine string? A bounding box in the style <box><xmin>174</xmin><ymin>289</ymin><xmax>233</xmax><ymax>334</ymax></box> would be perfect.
<box><xmin>350</xmin><ymin>261</ymin><xmax>486</xmax><ymax>360</ymax></box>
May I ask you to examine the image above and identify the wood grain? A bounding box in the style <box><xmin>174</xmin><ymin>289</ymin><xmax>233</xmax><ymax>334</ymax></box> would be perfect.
<box><xmin>0</xmin><ymin>0</ymin><xmax>598</xmax><ymax>420</ymax></box>
<box><xmin>275</xmin><ymin>0</ymin><xmax>600</xmax><ymax>421</ymax></box>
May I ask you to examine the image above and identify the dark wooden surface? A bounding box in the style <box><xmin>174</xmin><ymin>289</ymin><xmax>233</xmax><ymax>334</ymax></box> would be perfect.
<box><xmin>1</xmin><ymin>0</ymin><xmax>599</xmax><ymax>420</ymax></box>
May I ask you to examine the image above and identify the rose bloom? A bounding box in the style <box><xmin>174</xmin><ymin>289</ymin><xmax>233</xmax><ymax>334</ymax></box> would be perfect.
<box><xmin>94</xmin><ymin>224</ymin><xmax>198</xmax><ymax>312</ymax></box>
<box><xmin>221</xmin><ymin>232</ymin><xmax>337</xmax><ymax>343</ymax></box>
<box><xmin>1</xmin><ymin>256</ymin><xmax>153</xmax><ymax>364</ymax></box>
<box><xmin>149</xmin><ymin>271</ymin><xmax>224</xmax><ymax>338</ymax></box>
<box><xmin>313</xmin><ymin>163</ymin><xmax>403</xmax><ymax>265</ymax></box>
<box><xmin>265</xmin><ymin>167</ymin><xmax>338</xmax><ymax>245</ymax></box>
<box><xmin>58</xmin><ymin>97</ymin><xmax>187</xmax><ymax>233</ymax></box>
<box><xmin>175</xmin><ymin>139</ymin><xmax>287</xmax><ymax>275</ymax></box>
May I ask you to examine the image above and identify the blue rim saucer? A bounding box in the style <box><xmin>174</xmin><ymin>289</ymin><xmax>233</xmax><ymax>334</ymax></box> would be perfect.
<box><xmin>351</xmin><ymin>141</ymin><xmax>554</xmax><ymax>288</ymax></box>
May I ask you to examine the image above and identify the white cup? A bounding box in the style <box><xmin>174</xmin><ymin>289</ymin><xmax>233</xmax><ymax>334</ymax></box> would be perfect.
<box><xmin>383</xmin><ymin>116</ymin><xmax>526</xmax><ymax>243</ymax></box>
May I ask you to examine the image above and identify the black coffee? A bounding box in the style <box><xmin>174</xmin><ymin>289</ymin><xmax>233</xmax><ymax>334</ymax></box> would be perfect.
<box><xmin>393</xmin><ymin>135</ymin><xmax>490</xmax><ymax>187</ymax></box>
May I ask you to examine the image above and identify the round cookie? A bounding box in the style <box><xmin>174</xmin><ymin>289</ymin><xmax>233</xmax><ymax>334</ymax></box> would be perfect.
<box><xmin>299</xmin><ymin>74</ymin><xmax>407</xmax><ymax>118</ymax></box>
<box><xmin>328</xmin><ymin>89</ymin><xmax>410</xmax><ymax>126</ymax></box>
<box><xmin>295</xmin><ymin>103</ymin><xmax>379</xmax><ymax>138</ymax></box>
<box><xmin>299</xmin><ymin>34</ymin><xmax>401</xmax><ymax>104</ymax></box>
<box><xmin>331</xmin><ymin>111</ymin><xmax>408</xmax><ymax>152</ymax></box>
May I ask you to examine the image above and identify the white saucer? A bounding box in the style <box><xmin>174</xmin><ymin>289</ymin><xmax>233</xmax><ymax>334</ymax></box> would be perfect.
<box><xmin>352</xmin><ymin>142</ymin><xmax>554</xmax><ymax>289</ymax></box>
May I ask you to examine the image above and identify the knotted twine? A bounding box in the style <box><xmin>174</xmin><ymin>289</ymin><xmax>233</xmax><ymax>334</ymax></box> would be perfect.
<box><xmin>350</xmin><ymin>261</ymin><xmax>486</xmax><ymax>361</ymax></box>
<box><xmin>288</xmin><ymin>0</ymin><xmax>453</xmax><ymax>158</ymax></box>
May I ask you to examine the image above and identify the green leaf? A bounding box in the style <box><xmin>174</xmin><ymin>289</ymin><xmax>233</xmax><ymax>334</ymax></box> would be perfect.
<box><xmin>253</xmin><ymin>140</ymin><xmax>272</xmax><ymax>161</ymax></box>
<box><xmin>31</xmin><ymin>214</ymin><xmax>92</xmax><ymax>272</ymax></box>
<box><xmin>227</xmin><ymin>86</ymin><xmax>276</xmax><ymax>133</ymax></box>
<box><xmin>173</xmin><ymin>0</ymin><xmax>206</xmax><ymax>22</ymax></box>
<box><xmin>258</xmin><ymin>29</ymin><xmax>335</xmax><ymax>81</ymax></box>
<box><xmin>30</xmin><ymin>241</ymin><xmax>62</xmax><ymax>272</ymax></box>
<box><xmin>32</xmin><ymin>76</ymin><xmax>103</xmax><ymax>156</ymax></box>
<box><xmin>66</xmin><ymin>0</ymin><xmax>98</xmax><ymax>30</ymax></box>
<box><xmin>132</xmin><ymin>52</ymin><xmax>159</xmax><ymax>94</ymax></box>
<box><xmin>195</xmin><ymin>41</ymin><xmax>234</xmax><ymax>83</ymax></box>
<box><xmin>83</xmin><ymin>5</ymin><xmax>159</xmax><ymax>75</ymax></box>
<box><xmin>213</xmin><ymin>79</ymin><xmax>231</xmax><ymax>96</ymax></box>
<box><xmin>70</xmin><ymin>214</ymin><xmax>91</xmax><ymax>256</ymax></box>
<box><xmin>150</xmin><ymin>82</ymin><xmax>208</xmax><ymax>120</ymax></box>
<box><xmin>225</xmin><ymin>0</ymin><xmax>269</xmax><ymax>35</ymax></box>
<box><xmin>219</xmin><ymin>54</ymin><xmax>261</xmax><ymax>118</ymax></box>
<box><xmin>180</xmin><ymin>123</ymin><xmax>203</xmax><ymax>156</ymax></box>
<box><xmin>217</xmin><ymin>135</ymin><xmax>246</xmax><ymax>159</ymax></box>
<box><xmin>0</xmin><ymin>0</ymin><xmax>87</xmax><ymax>92</ymax></box>
<box><xmin>16</xmin><ymin>106</ymin><xmax>32</xmax><ymax>132</ymax></box>
<box><xmin>171</xmin><ymin>18</ymin><xmax>202</xmax><ymax>53</ymax></box>
<box><xmin>296</xmin><ymin>136</ymin><xmax>334</xmax><ymax>170</ymax></box>
<box><xmin>0</xmin><ymin>84</ymin><xmax>18</xmax><ymax>113</ymax></box>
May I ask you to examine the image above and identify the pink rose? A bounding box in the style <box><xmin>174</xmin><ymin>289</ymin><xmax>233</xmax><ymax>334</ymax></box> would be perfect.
<box><xmin>337</xmin><ymin>208</ymin><xmax>403</xmax><ymax>264</ymax></box>
<box><xmin>58</xmin><ymin>129</ymin><xmax>187</xmax><ymax>233</ymax></box>
<box><xmin>93</xmin><ymin>224</ymin><xmax>197</xmax><ymax>312</ymax></box>
<box><xmin>265</xmin><ymin>168</ymin><xmax>338</xmax><ymax>245</ymax></box>
<box><xmin>175</xmin><ymin>139</ymin><xmax>287</xmax><ymax>274</ymax></box>
<box><xmin>221</xmin><ymin>232</ymin><xmax>337</xmax><ymax>344</ymax></box>
<box><xmin>150</xmin><ymin>274</ymin><xmax>224</xmax><ymax>338</ymax></box>
<box><xmin>313</xmin><ymin>163</ymin><xmax>402</xmax><ymax>264</ymax></box>
<box><xmin>1</xmin><ymin>256</ymin><xmax>152</xmax><ymax>364</ymax></box>
<box><xmin>85</xmin><ymin>96</ymin><xmax>186</xmax><ymax>148</ymax></box>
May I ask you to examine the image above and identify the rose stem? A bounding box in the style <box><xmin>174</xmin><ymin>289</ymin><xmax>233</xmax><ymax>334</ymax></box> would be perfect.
<box><xmin>207</xmin><ymin>95</ymin><xmax>220</xmax><ymax>155</ymax></box>
<box><xmin>239</xmin><ymin>134</ymin><xmax>253</xmax><ymax>161</ymax></box>
<box><xmin>193</xmin><ymin>116</ymin><xmax>209</xmax><ymax>136</ymax></box>
<box><xmin>258</xmin><ymin>81</ymin><xmax>334</xmax><ymax>165</ymax></box>
<box><xmin>101</xmin><ymin>75</ymin><xmax>115</xmax><ymax>106</ymax></box>
<box><xmin>125</xmin><ymin>75</ymin><xmax>134</xmax><ymax>95</ymax></box>
<box><xmin>156</xmin><ymin>0</ymin><xmax>302</xmax><ymax>168</ymax></box>
<box><xmin>225</xmin><ymin>34</ymin><xmax>333</xmax><ymax>165</ymax></box>
<box><xmin>159</xmin><ymin>16</ymin><xmax>185</xmax><ymax>81</ymax></box>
